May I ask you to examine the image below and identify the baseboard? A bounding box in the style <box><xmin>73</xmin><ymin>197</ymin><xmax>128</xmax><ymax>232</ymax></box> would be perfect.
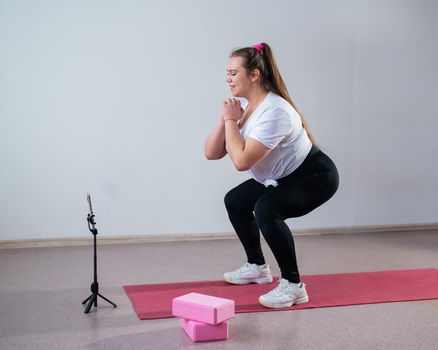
<box><xmin>1</xmin><ymin>223</ymin><xmax>437</xmax><ymax>249</ymax></box>
<box><xmin>294</xmin><ymin>223</ymin><xmax>438</xmax><ymax>235</ymax></box>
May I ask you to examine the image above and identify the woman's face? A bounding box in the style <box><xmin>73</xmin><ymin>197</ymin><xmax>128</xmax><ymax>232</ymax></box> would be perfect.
<box><xmin>226</xmin><ymin>56</ymin><xmax>253</xmax><ymax>97</ymax></box>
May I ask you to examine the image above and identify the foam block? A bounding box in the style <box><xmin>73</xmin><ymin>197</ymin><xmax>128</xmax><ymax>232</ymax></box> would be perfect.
<box><xmin>172</xmin><ymin>292</ymin><xmax>235</xmax><ymax>325</ymax></box>
<box><xmin>180</xmin><ymin>318</ymin><xmax>229</xmax><ymax>342</ymax></box>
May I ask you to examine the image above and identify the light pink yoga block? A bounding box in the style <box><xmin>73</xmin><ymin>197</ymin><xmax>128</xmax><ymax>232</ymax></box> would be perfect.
<box><xmin>172</xmin><ymin>292</ymin><xmax>235</xmax><ymax>325</ymax></box>
<box><xmin>180</xmin><ymin>318</ymin><xmax>229</xmax><ymax>342</ymax></box>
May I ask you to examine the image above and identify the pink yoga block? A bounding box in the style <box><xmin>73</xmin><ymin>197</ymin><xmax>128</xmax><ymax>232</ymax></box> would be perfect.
<box><xmin>172</xmin><ymin>292</ymin><xmax>235</xmax><ymax>325</ymax></box>
<box><xmin>180</xmin><ymin>318</ymin><xmax>229</xmax><ymax>342</ymax></box>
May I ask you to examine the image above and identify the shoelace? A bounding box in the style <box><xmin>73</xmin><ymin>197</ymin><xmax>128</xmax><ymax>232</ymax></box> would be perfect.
<box><xmin>236</xmin><ymin>262</ymin><xmax>252</xmax><ymax>272</ymax></box>
<box><xmin>271</xmin><ymin>279</ymin><xmax>289</xmax><ymax>295</ymax></box>
<box><xmin>271</xmin><ymin>279</ymin><xmax>302</xmax><ymax>296</ymax></box>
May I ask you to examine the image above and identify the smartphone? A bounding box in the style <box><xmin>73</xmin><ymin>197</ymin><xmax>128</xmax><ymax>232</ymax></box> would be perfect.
<box><xmin>86</xmin><ymin>193</ymin><xmax>94</xmax><ymax>215</ymax></box>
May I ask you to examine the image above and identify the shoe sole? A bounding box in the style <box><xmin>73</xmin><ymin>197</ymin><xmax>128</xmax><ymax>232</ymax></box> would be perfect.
<box><xmin>223</xmin><ymin>276</ymin><xmax>273</xmax><ymax>285</ymax></box>
<box><xmin>258</xmin><ymin>294</ymin><xmax>309</xmax><ymax>309</ymax></box>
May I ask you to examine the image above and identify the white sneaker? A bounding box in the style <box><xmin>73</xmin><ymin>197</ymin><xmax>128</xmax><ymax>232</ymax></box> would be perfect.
<box><xmin>223</xmin><ymin>262</ymin><xmax>273</xmax><ymax>285</ymax></box>
<box><xmin>258</xmin><ymin>278</ymin><xmax>309</xmax><ymax>308</ymax></box>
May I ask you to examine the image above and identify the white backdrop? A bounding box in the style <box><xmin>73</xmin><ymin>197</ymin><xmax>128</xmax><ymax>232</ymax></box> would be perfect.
<box><xmin>1</xmin><ymin>0</ymin><xmax>437</xmax><ymax>240</ymax></box>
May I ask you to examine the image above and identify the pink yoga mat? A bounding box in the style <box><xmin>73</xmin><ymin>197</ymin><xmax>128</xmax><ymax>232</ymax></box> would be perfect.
<box><xmin>123</xmin><ymin>268</ymin><xmax>438</xmax><ymax>320</ymax></box>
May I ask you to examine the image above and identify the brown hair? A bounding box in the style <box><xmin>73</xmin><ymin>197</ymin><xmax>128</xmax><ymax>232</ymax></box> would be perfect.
<box><xmin>231</xmin><ymin>43</ymin><xmax>315</xmax><ymax>144</ymax></box>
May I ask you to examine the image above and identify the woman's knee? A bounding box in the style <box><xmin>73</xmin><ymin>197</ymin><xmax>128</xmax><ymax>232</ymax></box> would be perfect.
<box><xmin>224</xmin><ymin>187</ymin><xmax>241</xmax><ymax>212</ymax></box>
<box><xmin>254</xmin><ymin>199</ymin><xmax>282</xmax><ymax>226</ymax></box>
<box><xmin>224</xmin><ymin>179</ymin><xmax>267</xmax><ymax>213</ymax></box>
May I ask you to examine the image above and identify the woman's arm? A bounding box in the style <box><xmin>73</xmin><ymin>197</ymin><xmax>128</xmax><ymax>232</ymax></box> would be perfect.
<box><xmin>224</xmin><ymin>120</ymin><xmax>271</xmax><ymax>171</ymax></box>
<box><xmin>204</xmin><ymin>117</ymin><xmax>228</xmax><ymax>160</ymax></box>
<box><xmin>222</xmin><ymin>99</ymin><xmax>272</xmax><ymax>171</ymax></box>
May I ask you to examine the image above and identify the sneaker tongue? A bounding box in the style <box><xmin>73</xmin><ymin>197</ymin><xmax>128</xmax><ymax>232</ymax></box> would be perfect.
<box><xmin>279</xmin><ymin>278</ymin><xmax>289</xmax><ymax>288</ymax></box>
<box><xmin>274</xmin><ymin>279</ymin><xmax>289</xmax><ymax>293</ymax></box>
<box><xmin>280</xmin><ymin>278</ymin><xmax>302</xmax><ymax>286</ymax></box>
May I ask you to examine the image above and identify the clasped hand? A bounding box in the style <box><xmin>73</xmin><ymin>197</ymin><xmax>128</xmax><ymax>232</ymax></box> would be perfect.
<box><xmin>221</xmin><ymin>98</ymin><xmax>244</xmax><ymax>122</ymax></box>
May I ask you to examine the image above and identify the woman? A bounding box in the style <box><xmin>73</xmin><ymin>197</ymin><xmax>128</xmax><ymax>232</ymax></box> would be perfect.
<box><xmin>204</xmin><ymin>43</ymin><xmax>339</xmax><ymax>308</ymax></box>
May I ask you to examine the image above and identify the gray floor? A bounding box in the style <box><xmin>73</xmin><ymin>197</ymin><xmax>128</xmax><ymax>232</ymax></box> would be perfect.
<box><xmin>1</xmin><ymin>230</ymin><xmax>438</xmax><ymax>350</ymax></box>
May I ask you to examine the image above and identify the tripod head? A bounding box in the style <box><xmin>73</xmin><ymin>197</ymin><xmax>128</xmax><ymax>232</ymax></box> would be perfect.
<box><xmin>87</xmin><ymin>193</ymin><xmax>98</xmax><ymax>235</ymax></box>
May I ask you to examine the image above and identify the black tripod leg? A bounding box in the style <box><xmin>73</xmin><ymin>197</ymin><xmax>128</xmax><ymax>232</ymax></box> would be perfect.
<box><xmin>82</xmin><ymin>294</ymin><xmax>92</xmax><ymax>305</ymax></box>
<box><xmin>84</xmin><ymin>293</ymin><xmax>97</xmax><ymax>313</ymax></box>
<box><xmin>98</xmin><ymin>293</ymin><xmax>117</xmax><ymax>307</ymax></box>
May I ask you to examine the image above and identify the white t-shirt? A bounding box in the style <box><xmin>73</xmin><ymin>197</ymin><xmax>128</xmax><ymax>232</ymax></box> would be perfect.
<box><xmin>239</xmin><ymin>91</ymin><xmax>312</xmax><ymax>187</ymax></box>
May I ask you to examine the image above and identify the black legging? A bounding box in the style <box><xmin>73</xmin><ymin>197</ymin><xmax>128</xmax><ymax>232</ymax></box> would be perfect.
<box><xmin>224</xmin><ymin>145</ymin><xmax>339</xmax><ymax>283</ymax></box>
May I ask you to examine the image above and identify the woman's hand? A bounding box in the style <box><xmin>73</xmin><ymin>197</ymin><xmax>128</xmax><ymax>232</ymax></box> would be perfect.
<box><xmin>221</xmin><ymin>98</ymin><xmax>244</xmax><ymax>122</ymax></box>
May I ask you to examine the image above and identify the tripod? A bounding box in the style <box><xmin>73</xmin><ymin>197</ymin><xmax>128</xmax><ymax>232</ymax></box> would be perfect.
<box><xmin>82</xmin><ymin>193</ymin><xmax>117</xmax><ymax>313</ymax></box>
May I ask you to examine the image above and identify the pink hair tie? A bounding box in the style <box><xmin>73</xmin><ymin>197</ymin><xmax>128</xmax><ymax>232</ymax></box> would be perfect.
<box><xmin>253</xmin><ymin>43</ymin><xmax>264</xmax><ymax>53</ymax></box>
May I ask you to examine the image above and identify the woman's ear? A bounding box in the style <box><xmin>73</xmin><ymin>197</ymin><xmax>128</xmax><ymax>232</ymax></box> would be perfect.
<box><xmin>250</xmin><ymin>69</ymin><xmax>261</xmax><ymax>82</ymax></box>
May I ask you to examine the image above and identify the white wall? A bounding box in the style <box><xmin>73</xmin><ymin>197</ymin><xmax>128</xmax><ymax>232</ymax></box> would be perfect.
<box><xmin>1</xmin><ymin>0</ymin><xmax>437</xmax><ymax>240</ymax></box>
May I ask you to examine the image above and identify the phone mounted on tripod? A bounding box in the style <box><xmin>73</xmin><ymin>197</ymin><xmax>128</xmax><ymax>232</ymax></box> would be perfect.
<box><xmin>82</xmin><ymin>193</ymin><xmax>117</xmax><ymax>313</ymax></box>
